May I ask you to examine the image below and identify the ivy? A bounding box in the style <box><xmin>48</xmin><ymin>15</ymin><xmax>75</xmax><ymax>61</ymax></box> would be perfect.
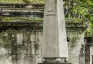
<box><xmin>64</xmin><ymin>0</ymin><xmax>93</xmax><ymax>37</ymax></box>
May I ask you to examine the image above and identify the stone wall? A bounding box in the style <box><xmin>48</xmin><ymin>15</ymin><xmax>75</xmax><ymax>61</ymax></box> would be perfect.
<box><xmin>85</xmin><ymin>37</ymin><xmax>92</xmax><ymax>64</ymax></box>
<box><xmin>37</xmin><ymin>31</ymin><xmax>85</xmax><ymax>64</ymax></box>
<box><xmin>0</xmin><ymin>27</ymin><xmax>42</xmax><ymax>64</ymax></box>
<box><xmin>0</xmin><ymin>27</ymin><xmax>85</xmax><ymax>64</ymax></box>
<box><xmin>90</xmin><ymin>46</ymin><xmax>93</xmax><ymax>64</ymax></box>
<box><xmin>68</xmin><ymin>33</ymin><xmax>85</xmax><ymax>64</ymax></box>
<box><xmin>85</xmin><ymin>43</ymin><xmax>90</xmax><ymax>64</ymax></box>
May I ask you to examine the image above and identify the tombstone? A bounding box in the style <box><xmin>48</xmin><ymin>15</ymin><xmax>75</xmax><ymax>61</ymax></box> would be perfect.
<box><xmin>41</xmin><ymin>0</ymin><xmax>68</xmax><ymax>63</ymax></box>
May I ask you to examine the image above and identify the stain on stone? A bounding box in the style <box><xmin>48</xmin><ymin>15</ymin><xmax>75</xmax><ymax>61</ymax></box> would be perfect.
<box><xmin>0</xmin><ymin>28</ymin><xmax>39</xmax><ymax>64</ymax></box>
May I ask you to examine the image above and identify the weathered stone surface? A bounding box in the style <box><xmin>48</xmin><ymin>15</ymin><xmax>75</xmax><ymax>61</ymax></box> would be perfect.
<box><xmin>38</xmin><ymin>63</ymin><xmax>71</xmax><ymax>64</ymax></box>
<box><xmin>0</xmin><ymin>28</ymin><xmax>37</xmax><ymax>64</ymax></box>
<box><xmin>17</xmin><ymin>33</ymin><xmax>23</xmax><ymax>44</ymax></box>
<box><xmin>68</xmin><ymin>33</ymin><xmax>85</xmax><ymax>64</ymax></box>
<box><xmin>85</xmin><ymin>37</ymin><xmax>92</xmax><ymax>64</ymax></box>
<box><xmin>90</xmin><ymin>46</ymin><xmax>93</xmax><ymax>64</ymax></box>
<box><xmin>42</xmin><ymin>0</ymin><xmax>68</xmax><ymax>58</ymax></box>
<box><xmin>85</xmin><ymin>44</ymin><xmax>90</xmax><ymax>64</ymax></box>
<box><xmin>0</xmin><ymin>25</ymin><xmax>86</xmax><ymax>64</ymax></box>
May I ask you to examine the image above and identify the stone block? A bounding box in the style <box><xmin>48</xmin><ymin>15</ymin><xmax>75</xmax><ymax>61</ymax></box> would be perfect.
<box><xmin>38</xmin><ymin>63</ymin><xmax>71</xmax><ymax>64</ymax></box>
<box><xmin>42</xmin><ymin>0</ymin><xmax>68</xmax><ymax>58</ymax></box>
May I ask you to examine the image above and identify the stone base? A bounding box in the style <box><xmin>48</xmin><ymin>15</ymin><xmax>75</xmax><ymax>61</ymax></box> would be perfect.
<box><xmin>38</xmin><ymin>63</ymin><xmax>71</xmax><ymax>64</ymax></box>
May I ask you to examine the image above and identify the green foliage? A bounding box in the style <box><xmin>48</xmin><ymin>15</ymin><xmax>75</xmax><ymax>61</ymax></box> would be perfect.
<box><xmin>79</xmin><ymin>0</ymin><xmax>93</xmax><ymax>5</ymax></box>
<box><xmin>79</xmin><ymin>0</ymin><xmax>93</xmax><ymax>37</ymax></box>
<box><xmin>64</xmin><ymin>0</ymin><xmax>93</xmax><ymax>37</ymax></box>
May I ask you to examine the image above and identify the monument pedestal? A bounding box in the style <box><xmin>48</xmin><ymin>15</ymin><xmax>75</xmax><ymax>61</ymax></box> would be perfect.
<box><xmin>39</xmin><ymin>63</ymin><xmax>71</xmax><ymax>64</ymax></box>
<box><xmin>38</xmin><ymin>58</ymin><xmax>71</xmax><ymax>64</ymax></box>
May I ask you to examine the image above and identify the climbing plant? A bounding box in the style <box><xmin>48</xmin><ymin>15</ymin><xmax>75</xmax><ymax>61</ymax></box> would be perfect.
<box><xmin>64</xmin><ymin>0</ymin><xmax>93</xmax><ymax>37</ymax></box>
<box><xmin>76</xmin><ymin>0</ymin><xmax>93</xmax><ymax>37</ymax></box>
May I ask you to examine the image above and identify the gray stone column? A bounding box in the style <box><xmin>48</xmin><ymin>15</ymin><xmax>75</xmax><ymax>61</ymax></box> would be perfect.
<box><xmin>42</xmin><ymin>0</ymin><xmax>68</xmax><ymax>62</ymax></box>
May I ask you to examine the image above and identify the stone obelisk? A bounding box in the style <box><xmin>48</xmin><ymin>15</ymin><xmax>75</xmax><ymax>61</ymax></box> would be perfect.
<box><xmin>42</xmin><ymin>0</ymin><xmax>68</xmax><ymax>63</ymax></box>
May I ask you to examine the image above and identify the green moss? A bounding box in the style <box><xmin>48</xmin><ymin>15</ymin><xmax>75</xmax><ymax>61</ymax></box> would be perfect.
<box><xmin>66</xmin><ymin>18</ymin><xmax>82</xmax><ymax>23</ymax></box>
<box><xmin>0</xmin><ymin>32</ymin><xmax>8</xmax><ymax>47</ymax></box>
<box><xmin>29</xmin><ymin>0</ymin><xmax>45</xmax><ymax>4</ymax></box>
<box><xmin>0</xmin><ymin>0</ymin><xmax>45</xmax><ymax>4</ymax></box>
<box><xmin>0</xmin><ymin>0</ymin><xmax>24</xmax><ymax>4</ymax></box>
<box><xmin>69</xmin><ymin>34</ymin><xmax>79</xmax><ymax>47</ymax></box>
<box><xmin>0</xmin><ymin>17</ymin><xmax>43</xmax><ymax>22</ymax></box>
<box><xmin>23</xmin><ymin>0</ymin><xmax>31</xmax><ymax>4</ymax></box>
